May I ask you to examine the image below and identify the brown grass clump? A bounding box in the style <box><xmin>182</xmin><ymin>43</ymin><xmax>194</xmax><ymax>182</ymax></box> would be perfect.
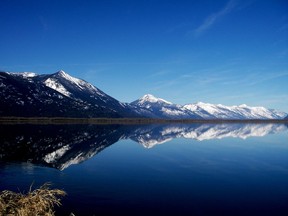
<box><xmin>0</xmin><ymin>183</ymin><xmax>66</xmax><ymax>216</ymax></box>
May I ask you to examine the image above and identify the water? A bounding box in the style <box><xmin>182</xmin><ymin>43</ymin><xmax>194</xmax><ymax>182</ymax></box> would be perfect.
<box><xmin>0</xmin><ymin>123</ymin><xmax>288</xmax><ymax>216</ymax></box>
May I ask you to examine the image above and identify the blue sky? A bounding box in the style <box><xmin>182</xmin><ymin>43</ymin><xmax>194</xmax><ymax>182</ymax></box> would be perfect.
<box><xmin>1</xmin><ymin>0</ymin><xmax>288</xmax><ymax>111</ymax></box>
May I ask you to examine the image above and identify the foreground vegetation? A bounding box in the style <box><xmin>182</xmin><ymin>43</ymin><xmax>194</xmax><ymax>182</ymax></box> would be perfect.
<box><xmin>0</xmin><ymin>183</ymin><xmax>66</xmax><ymax>216</ymax></box>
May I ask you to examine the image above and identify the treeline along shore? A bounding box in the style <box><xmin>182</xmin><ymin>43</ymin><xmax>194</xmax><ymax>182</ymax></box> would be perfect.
<box><xmin>0</xmin><ymin>117</ymin><xmax>288</xmax><ymax>125</ymax></box>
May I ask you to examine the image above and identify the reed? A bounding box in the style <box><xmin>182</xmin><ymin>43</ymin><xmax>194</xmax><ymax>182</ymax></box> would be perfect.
<box><xmin>0</xmin><ymin>183</ymin><xmax>66</xmax><ymax>216</ymax></box>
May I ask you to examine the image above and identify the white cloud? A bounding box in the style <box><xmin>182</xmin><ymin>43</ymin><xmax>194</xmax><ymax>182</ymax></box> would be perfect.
<box><xmin>190</xmin><ymin>0</ymin><xmax>238</xmax><ymax>37</ymax></box>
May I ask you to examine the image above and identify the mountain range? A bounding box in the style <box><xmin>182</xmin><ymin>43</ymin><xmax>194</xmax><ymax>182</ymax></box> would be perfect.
<box><xmin>0</xmin><ymin>70</ymin><xmax>286</xmax><ymax>119</ymax></box>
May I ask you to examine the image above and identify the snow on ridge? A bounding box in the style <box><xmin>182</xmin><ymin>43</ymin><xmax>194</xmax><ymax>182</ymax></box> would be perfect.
<box><xmin>21</xmin><ymin>72</ymin><xmax>37</xmax><ymax>78</ymax></box>
<box><xmin>56</xmin><ymin>70</ymin><xmax>105</xmax><ymax>96</ymax></box>
<box><xmin>140</xmin><ymin>94</ymin><xmax>172</xmax><ymax>104</ymax></box>
<box><xmin>44</xmin><ymin>78</ymin><xmax>71</xmax><ymax>97</ymax></box>
<box><xmin>239</xmin><ymin>104</ymin><xmax>248</xmax><ymax>108</ymax></box>
<box><xmin>161</xmin><ymin>107</ymin><xmax>186</xmax><ymax>116</ymax></box>
<box><xmin>184</xmin><ymin>102</ymin><xmax>286</xmax><ymax>119</ymax></box>
<box><xmin>8</xmin><ymin>72</ymin><xmax>37</xmax><ymax>78</ymax></box>
<box><xmin>57</xmin><ymin>70</ymin><xmax>88</xmax><ymax>90</ymax></box>
<box><xmin>133</xmin><ymin>94</ymin><xmax>287</xmax><ymax>119</ymax></box>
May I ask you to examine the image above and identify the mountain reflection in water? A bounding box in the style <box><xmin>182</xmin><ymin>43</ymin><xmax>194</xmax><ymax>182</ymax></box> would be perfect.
<box><xmin>0</xmin><ymin>123</ymin><xmax>287</xmax><ymax>170</ymax></box>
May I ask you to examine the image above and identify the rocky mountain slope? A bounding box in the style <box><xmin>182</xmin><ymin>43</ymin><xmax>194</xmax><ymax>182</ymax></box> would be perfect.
<box><xmin>0</xmin><ymin>70</ymin><xmax>139</xmax><ymax>117</ymax></box>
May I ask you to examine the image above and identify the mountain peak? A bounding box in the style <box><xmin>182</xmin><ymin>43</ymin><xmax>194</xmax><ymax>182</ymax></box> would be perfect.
<box><xmin>53</xmin><ymin>70</ymin><xmax>86</xmax><ymax>87</ymax></box>
<box><xmin>239</xmin><ymin>104</ymin><xmax>248</xmax><ymax>108</ymax></box>
<box><xmin>195</xmin><ymin>101</ymin><xmax>209</xmax><ymax>106</ymax></box>
<box><xmin>140</xmin><ymin>94</ymin><xmax>172</xmax><ymax>104</ymax></box>
<box><xmin>55</xmin><ymin>70</ymin><xmax>69</xmax><ymax>77</ymax></box>
<box><xmin>142</xmin><ymin>94</ymin><xmax>158</xmax><ymax>101</ymax></box>
<box><xmin>57</xmin><ymin>69</ymin><xmax>66</xmax><ymax>74</ymax></box>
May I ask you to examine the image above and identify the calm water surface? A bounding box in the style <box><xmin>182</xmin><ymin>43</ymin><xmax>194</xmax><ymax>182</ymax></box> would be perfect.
<box><xmin>0</xmin><ymin>123</ymin><xmax>287</xmax><ymax>216</ymax></box>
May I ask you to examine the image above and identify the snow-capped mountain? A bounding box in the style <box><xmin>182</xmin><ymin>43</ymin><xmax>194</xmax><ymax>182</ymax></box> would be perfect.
<box><xmin>184</xmin><ymin>102</ymin><xmax>286</xmax><ymax>119</ymax></box>
<box><xmin>0</xmin><ymin>70</ymin><xmax>286</xmax><ymax>119</ymax></box>
<box><xmin>131</xmin><ymin>94</ymin><xmax>287</xmax><ymax>120</ymax></box>
<box><xmin>0</xmin><ymin>70</ymin><xmax>139</xmax><ymax>118</ymax></box>
<box><xmin>130</xmin><ymin>94</ymin><xmax>203</xmax><ymax>119</ymax></box>
<box><xmin>39</xmin><ymin>70</ymin><xmax>140</xmax><ymax>117</ymax></box>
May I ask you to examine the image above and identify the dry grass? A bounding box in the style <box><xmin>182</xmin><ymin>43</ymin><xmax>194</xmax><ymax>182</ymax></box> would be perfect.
<box><xmin>0</xmin><ymin>183</ymin><xmax>66</xmax><ymax>216</ymax></box>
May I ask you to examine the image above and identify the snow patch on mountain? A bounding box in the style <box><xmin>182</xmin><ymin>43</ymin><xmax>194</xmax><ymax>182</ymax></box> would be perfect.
<box><xmin>44</xmin><ymin>78</ymin><xmax>71</xmax><ymax>97</ymax></box>
<box><xmin>56</xmin><ymin>70</ymin><xmax>102</xmax><ymax>94</ymax></box>
<box><xmin>161</xmin><ymin>107</ymin><xmax>188</xmax><ymax>116</ymax></box>
<box><xmin>8</xmin><ymin>72</ymin><xmax>37</xmax><ymax>78</ymax></box>
<box><xmin>138</xmin><ymin>94</ymin><xmax>172</xmax><ymax>105</ymax></box>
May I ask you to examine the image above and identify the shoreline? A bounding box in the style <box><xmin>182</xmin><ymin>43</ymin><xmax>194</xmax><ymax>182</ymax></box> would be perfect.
<box><xmin>0</xmin><ymin>117</ymin><xmax>287</xmax><ymax>125</ymax></box>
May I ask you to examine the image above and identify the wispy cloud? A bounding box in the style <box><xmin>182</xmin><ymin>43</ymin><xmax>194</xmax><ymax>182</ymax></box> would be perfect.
<box><xmin>189</xmin><ymin>0</ymin><xmax>238</xmax><ymax>37</ymax></box>
<box><xmin>147</xmin><ymin>70</ymin><xmax>173</xmax><ymax>79</ymax></box>
<box><xmin>150</xmin><ymin>79</ymin><xmax>180</xmax><ymax>91</ymax></box>
<box><xmin>215</xmin><ymin>69</ymin><xmax>288</xmax><ymax>87</ymax></box>
<box><xmin>239</xmin><ymin>71</ymin><xmax>288</xmax><ymax>86</ymax></box>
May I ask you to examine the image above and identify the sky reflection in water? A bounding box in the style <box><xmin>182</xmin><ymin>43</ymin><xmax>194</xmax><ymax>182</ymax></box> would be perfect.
<box><xmin>0</xmin><ymin>123</ymin><xmax>287</xmax><ymax>216</ymax></box>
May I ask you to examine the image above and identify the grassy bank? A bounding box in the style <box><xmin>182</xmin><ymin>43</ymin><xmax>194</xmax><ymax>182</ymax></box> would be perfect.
<box><xmin>0</xmin><ymin>183</ymin><xmax>66</xmax><ymax>216</ymax></box>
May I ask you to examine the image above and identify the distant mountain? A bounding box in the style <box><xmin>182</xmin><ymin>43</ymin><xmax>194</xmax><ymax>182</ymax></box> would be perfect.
<box><xmin>0</xmin><ymin>70</ymin><xmax>286</xmax><ymax>119</ymax></box>
<box><xmin>130</xmin><ymin>94</ymin><xmax>203</xmax><ymax>119</ymax></box>
<box><xmin>0</xmin><ymin>70</ymin><xmax>139</xmax><ymax>118</ymax></box>
<box><xmin>131</xmin><ymin>94</ymin><xmax>286</xmax><ymax>120</ymax></box>
<box><xmin>183</xmin><ymin>102</ymin><xmax>286</xmax><ymax>119</ymax></box>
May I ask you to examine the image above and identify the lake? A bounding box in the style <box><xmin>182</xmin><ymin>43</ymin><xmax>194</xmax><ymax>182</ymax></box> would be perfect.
<box><xmin>0</xmin><ymin>123</ymin><xmax>288</xmax><ymax>216</ymax></box>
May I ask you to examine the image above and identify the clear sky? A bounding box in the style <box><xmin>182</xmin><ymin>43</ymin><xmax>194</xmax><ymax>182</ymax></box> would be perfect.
<box><xmin>1</xmin><ymin>0</ymin><xmax>287</xmax><ymax>111</ymax></box>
